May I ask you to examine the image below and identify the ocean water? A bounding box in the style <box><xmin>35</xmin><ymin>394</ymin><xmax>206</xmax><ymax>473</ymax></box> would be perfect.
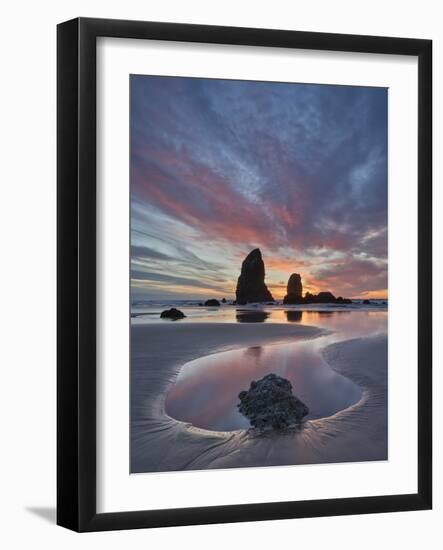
<box><xmin>131</xmin><ymin>299</ymin><xmax>388</xmax><ymax>324</ymax></box>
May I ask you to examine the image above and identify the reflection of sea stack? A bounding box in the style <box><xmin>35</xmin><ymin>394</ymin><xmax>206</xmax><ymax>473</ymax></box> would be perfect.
<box><xmin>283</xmin><ymin>273</ymin><xmax>303</xmax><ymax>304</ymax></box>
<box><xmin>236</xmin><ymin>248</ymin><xmax>274</xmax><ymax>305</ymax></box>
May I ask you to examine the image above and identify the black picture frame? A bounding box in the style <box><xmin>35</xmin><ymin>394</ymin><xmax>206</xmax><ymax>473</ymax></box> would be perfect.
<box><xmin>57</xmin><ymin>17</ymin><xmax>432</xmax><ymax>532</ymax></box>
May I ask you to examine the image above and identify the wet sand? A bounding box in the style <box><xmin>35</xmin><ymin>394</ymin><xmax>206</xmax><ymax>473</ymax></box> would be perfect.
<box><xmin>131</xmin><ymin>322</ymin><xmax>387</xmax><ymax>473</ymax></box>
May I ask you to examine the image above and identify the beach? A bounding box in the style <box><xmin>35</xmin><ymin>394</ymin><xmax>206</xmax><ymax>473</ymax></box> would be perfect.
<box><xmin>131</xmin><ymin>314</ymin><xmax>387</xmax><ymax>473</ymax></box>
<box><xmin>128</xmin><ymin>75</ymin><xmax>389</xmax><ymax>475</ymax></box>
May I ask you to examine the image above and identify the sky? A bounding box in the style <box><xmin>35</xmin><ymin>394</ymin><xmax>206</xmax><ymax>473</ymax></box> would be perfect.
<box><xmin>130</xmin><ymin>75</ymin><xmax>387</xmax><ymax>301</ymax></box>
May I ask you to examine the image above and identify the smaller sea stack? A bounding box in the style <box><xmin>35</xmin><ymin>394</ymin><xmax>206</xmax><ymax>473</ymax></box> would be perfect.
<box><xmin>283</xmin><ymin>273</ymin><xmax>303</xmax><ymax>304</ymax></box>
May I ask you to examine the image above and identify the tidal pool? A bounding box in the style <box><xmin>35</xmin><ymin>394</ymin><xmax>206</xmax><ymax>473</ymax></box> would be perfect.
<box><xmin>165</xmin><ymin>311</ymin><xmax>387</xmax><ymax>431</ymax></box>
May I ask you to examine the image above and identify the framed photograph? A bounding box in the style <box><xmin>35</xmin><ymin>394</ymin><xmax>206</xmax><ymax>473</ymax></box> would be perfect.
<box><xmin>57</xmin><ymin>17</ymin><xmax>432</xmax><ymax>532</ymax></box>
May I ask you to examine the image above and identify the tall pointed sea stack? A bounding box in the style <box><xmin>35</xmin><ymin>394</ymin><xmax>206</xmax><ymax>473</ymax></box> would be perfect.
<box><xmin>283</xmin><ymin>273</ymin><xmax>303</xmax><ymax>304</ymax></box>
<box><xmin>236</xmin><ymin>248</ymin><xmax>274</xmax><ymax>305</ymax></box>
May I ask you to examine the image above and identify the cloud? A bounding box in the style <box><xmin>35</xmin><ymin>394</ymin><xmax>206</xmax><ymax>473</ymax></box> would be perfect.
<box><xmin>309</xmin><ymin>256</ymin><xmax>387</xmax><ymax>297</ymax></box>
<box><xmin>130</xmin><ymin>76</ymin><xmax>388</xmax><ymax>299</ymax></box>
<box><xmin>131</xmin><ymin>245</ymin><xmax>171</xmax><ymax>261</ymax></box>
<box><xmin>131</xmin><ymin>269</ymin><xmax>226</xmax><ymax>293</ymax></box>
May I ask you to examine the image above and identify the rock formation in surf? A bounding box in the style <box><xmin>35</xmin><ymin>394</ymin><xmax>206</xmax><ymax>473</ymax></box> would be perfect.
<box><xmin>283</xmin><ymin>273</ymin><xmax>303</xmax><ymax>304</ymax></box>
<box><xmin>304</xmin><ymin>291</ymin><xmax>352</xmax><ymax>304</ymax></box>
<box><xmin>160</xmin><ymin>308</ymin><xmax>186</xmax><ymax>320</ymax></box>
<box><xmin>237</xmin><ymin>373</ymin><xmax>309</xmax><ymax>430</ymax></box>
<box><xmin>282</xmin><ymin>273</ymin><xmax>352</xmax><ymax>305</ymax></box>
<box><xmin>235</xmin><ymin>248</ymin><xmax>274</xmax><ymax>305</ymax></box>
<box><xmin>307</xmin><ymin>291</ymin><xmax>337</xmax><ymax>303</ymax></box>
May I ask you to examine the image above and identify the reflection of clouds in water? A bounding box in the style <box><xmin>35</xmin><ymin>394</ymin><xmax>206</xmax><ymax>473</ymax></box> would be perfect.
<box><xmin>168</xmin><ymin>341</ymin><xmax>362</xmax><ymax>430</ymax></box>
<box><xmin>166</xmin><ymin>311</ymin><xmax>386</xmax><ymax>431</ymax></box>
<box><xmin>316</xmin><ymin>310</ymin><xmax>352</xmax><ymax>316</ymax></box>
<box><xmin>132</xmin><ymin>305</ymin><xmax>387</xmax><ymax>326</ymax></box>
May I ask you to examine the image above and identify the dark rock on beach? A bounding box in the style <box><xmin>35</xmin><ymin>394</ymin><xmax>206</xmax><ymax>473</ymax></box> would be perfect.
<box><xmin>237</xmin><ymin>373</ymin><xmax>309</xmax><ymax>430</ymax></box>
<box><xmin>160</xmin><ymin>308</ymin><xmax>186</xmax><ymax>320</ymax></box>
<box><xmin>204</xmin><ymin>299</ymin><xmax>221</xmax><ymax>307</ymax></box>
<box><xmin>236</xmin><ymin>248</ymin><xmax>274</xmax><ymax>305</ymax></box>
<box><xmin>363</xmin><ymin>299</ymin><xmax>371</xmax><ymax>305</ymax></box>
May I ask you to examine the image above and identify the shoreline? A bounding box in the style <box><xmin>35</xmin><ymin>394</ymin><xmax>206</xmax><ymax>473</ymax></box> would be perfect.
<box><xmin>131</xmin><ymin>302</ymin><xmax>388</xmax><ymax>321</ymax></box>
<box><xmin>131</xmin><ymin>321</ymin><xmax>387</xmax><ymax>473</ymax></box>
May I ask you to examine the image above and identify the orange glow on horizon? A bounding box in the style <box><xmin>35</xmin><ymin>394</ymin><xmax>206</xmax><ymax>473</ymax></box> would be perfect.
<box><xmin>356</xmin><ymin>289</ymin><xmax>388</xmax><ymax>299</ymax></box>
<box><xmin>267</xmin><ymin>279</ymin><xmax>322</xmax><ymax>300</ymax></box>
<box><xmin>132</xmin><ymin>273</ymin><xmax>387</xmax><ymax>302</ymax></box>
<box><xmin>265</xmin><ymin>258</ymin><xmax>306</xmax><ymax>273</ymax></box>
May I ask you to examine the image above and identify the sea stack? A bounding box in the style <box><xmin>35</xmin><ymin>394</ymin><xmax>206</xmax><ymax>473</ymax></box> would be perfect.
<box><xmin>283</xmin><ymin>273</ymin><xmax>303</xmax><ymax>304</ymax></box>
<box><xmin>236</xmin><ymin>248</ymin><xmax>274</xmax><ymax>305</ymax></box>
